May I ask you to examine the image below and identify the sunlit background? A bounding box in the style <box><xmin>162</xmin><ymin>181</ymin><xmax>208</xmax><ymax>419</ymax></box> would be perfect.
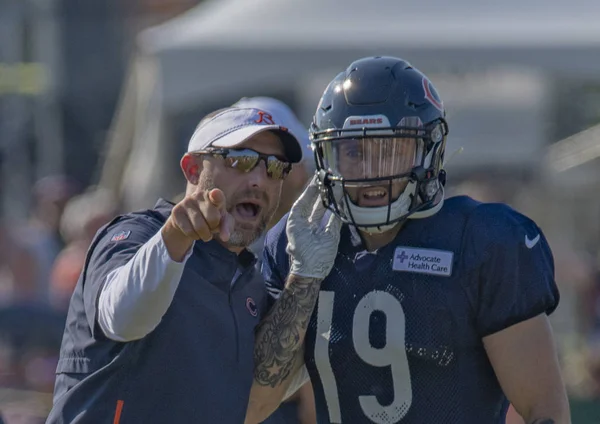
<box><xmin>1</xmin><ymin>0</ymin><xmax>600</xmax><ymax>422</ymax></box>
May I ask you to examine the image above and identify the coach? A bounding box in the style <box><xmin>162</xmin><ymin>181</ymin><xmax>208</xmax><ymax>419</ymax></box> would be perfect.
<box><xmin>46</xmin><ymin>107</ymin><xmax>303</xmax><ymax>423</ymax></box>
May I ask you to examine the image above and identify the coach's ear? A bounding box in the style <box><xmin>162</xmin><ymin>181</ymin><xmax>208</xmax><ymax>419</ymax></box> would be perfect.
<box><xmin>180</xmin><ymin>153</ymin><xmax>203</xmax><ymax>185</ymax></box>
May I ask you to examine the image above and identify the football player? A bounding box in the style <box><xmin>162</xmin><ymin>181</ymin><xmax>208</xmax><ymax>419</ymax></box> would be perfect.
<box><xmin>246</xmin><ymin>56</ymin><xmax>570</xmax><ymax>424</ymax></box>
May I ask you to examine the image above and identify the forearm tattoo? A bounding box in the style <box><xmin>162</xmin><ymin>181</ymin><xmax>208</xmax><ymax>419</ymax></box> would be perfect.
<box><xmin>253</xmin><ymin>275</ymin><xmax>321</xmax><ymax>387</ymax></box>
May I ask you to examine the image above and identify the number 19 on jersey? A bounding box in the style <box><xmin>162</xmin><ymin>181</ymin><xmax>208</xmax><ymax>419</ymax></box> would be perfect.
<box><xmin>314</xmin><ymin>290</ymin><xmax>413</xmax><ymax>423</ymax></box>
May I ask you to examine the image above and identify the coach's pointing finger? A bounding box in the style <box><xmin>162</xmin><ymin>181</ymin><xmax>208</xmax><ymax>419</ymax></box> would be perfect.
<box><xmin>208</xmin><ymin>188</ymin><xmax>226</xmax><ymax>211</ymax></box>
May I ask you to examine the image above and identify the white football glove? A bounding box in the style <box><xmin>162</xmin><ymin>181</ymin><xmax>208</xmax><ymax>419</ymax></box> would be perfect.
<box><xmin>286</xmin><ymin>176</ymin><xmax>342</xmax><ymax>279</ymax></box>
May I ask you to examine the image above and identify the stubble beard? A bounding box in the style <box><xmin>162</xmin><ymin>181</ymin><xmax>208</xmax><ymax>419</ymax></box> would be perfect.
<box><xmin>197</xmin><ymin>173</ymin><xmax>278</xmax><ymax>248</ymax></box>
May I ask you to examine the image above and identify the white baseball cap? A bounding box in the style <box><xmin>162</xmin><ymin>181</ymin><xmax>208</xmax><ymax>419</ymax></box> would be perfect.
<box><xmin>187</xmin><ymin>107</ymin><xmax>303</xmax><ymax>163</ymax></box>
<box><xmin>232</xmin><ymin>97</ymin><xmax>314</xmax><ymax>168</ymax></box>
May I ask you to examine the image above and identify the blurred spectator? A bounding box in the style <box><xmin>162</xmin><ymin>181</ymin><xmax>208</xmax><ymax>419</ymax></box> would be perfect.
<box><xmin>30</xmin><ymin>176</ymin><xmax>81</xmax><ymax>246</ymax></box>
<box><xmin>0</xmin><ymin>388</ymin><xmax>51</xmax><ymax>424</ymax></box>
<box><xmin>48</xmin><ymin>187</ymin><xmax>119</xmax><ymax>313</ymax></box>
<box><xmin>0</xmin><ymin>303</ymin><xmax>64</xmax><ymax>392</ymax></box>
<box><xmin>18</xmin><ymin>176</ymin><xmax>81</xmax><ymax>305</ymax></box>
<box><xmin>0</xmin><ymin>186</ymin><xmax>116</xmax><ymax>404</ymax></box>
<box><xmin>0</xmin><ymin>220</ymin><xmax>65</xmax><ymax>393</ymax></box>
<box><xmin>0</xmin><ymin>223</ymin><xmax>39</xmax><ymax>306</ymax></box>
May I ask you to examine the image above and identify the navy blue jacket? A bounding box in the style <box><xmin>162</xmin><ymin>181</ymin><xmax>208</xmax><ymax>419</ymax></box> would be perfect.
<box><xmin>47</xmin><ymin>199</ymin><xmax>268</xmax><ymax>423</ymax></box>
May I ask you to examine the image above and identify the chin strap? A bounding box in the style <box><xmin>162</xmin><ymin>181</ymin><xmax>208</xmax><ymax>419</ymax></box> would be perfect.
<box><xmin>344</xmin><ymin>180</ymin><xmax>415</xmax><ymax>234</ymax></box>
<box><xmin>350</xmin><ymin>184</ymin><xmax>445</xmax><ymax>235</ymax></box>
<box><xmin>408</xmin><ymin>186</ymin><xmax>445</xmax><ymax>220</ymax></box>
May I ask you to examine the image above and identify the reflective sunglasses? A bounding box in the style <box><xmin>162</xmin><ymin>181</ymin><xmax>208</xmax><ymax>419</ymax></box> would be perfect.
<box><xmin>195</xmin><ymin>148</ymin><xmax>292</xmax><ymax>180</ymax></box>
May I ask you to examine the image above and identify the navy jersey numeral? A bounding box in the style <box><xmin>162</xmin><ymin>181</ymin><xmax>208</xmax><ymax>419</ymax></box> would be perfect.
<box><xmin>315</xmin><ymin>290</ymin><xmax>413</xmax><ymax>423</ymax></box>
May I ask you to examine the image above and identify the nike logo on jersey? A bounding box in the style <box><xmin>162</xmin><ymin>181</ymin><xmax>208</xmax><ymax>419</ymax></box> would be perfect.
<box><xmin>393</xmin><ymin>247</ymin><xmax>453</xmax><ymax>276</ymax></box>
<box><xmin>525</xmin><ymin>234</ymin><xmax>540</xmax><ymax>249</ymax></box>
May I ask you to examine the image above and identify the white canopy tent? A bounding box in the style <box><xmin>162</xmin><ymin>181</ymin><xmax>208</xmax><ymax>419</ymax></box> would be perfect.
<box><xmin>100</xmin><ymin>0</ymin><xmax>600</xmax><ymax>210</ymax></box>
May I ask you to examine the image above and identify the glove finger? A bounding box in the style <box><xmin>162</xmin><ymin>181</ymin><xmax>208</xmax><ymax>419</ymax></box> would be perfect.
<box><xmin>309</xmin><ymin>196</ymin><xmax>327</xmax><ymax>229</ymax></box>
<box><xmin>324</xmin><ymin>208</ymin><xmax>343</xmax><ymax>236</ymax></box>
<box><xmin>289</xmin><ymin>175</ymin><xmax>320</xmax><ymax>220</ymax></box>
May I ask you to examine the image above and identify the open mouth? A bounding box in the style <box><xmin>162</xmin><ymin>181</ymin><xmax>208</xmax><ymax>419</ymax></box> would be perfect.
<box><xmin>358</xmin><ymin>187</ymin><xmax>389</xmax><ymax>207</ymax></box>
<box><xmin>234</xmin><ymin>201</ymin><xmax>262</xmax><ymax>220</ymax></box>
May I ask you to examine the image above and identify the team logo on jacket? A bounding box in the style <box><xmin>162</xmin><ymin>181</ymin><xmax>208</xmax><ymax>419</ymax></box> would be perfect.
<box><xmin>110</xmin><ymin>230</ymin><xmax>131</xmax><ymax>242</ymax></box>
<box><xmin>246</xmin><ymin>297</ymin><xmax>258</xmax><ymax>317</ymax></box>
<box><xmin>393</xmin><ymin>247</ymin><xmax>453</xmax><ymax>276</ymax></box>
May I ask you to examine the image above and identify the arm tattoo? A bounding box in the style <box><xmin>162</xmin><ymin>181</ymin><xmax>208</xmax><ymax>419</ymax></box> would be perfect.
<box><xmin>529</xmin><ymin>420</ymin><xmax>555</xmax><ymax>424</ymax></box>
<box><xmin>253</xmin><ymin>275</ymin><xmax>321</xmax><ymax>388</ymax></box>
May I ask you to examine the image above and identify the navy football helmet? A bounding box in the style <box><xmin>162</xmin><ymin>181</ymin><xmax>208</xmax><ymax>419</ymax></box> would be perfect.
<box><xmin>311</xmin><ymin>56</ymin><xmax>449</xmax><ymax>233</ymax></box>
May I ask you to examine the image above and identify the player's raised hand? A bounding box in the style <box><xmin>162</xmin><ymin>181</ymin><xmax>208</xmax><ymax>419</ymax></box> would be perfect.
<box><xmin>286</xmin><ymin>176</ymin><xmax>342</xmax><ymax>279</ymax></box>
<box><xmin>163</xmin><ymin>187</ymin><xmax>235</xmax><ymax>261</ymax></box>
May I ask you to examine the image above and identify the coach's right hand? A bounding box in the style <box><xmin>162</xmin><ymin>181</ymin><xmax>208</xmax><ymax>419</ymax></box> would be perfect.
<box><xmin>162</xmin><ymin>188</ymin><xmax>235</xmax><ymax>262</ymax></box>
<box><xmin>286</xmin><ymin>176</ymin><xmax>342</xmax><ymax>279</ymax></box>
